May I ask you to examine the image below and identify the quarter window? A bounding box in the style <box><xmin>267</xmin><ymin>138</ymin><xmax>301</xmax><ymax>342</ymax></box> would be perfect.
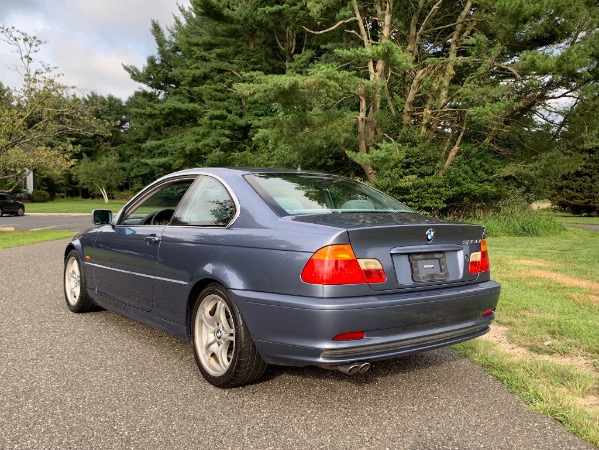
<box><xmin>172</xmin><ymin>176</ymin><xmax>236</xmax><ymax>226</ymax></box>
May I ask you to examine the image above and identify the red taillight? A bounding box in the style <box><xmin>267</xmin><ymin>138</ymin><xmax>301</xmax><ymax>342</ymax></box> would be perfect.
<box><xmin>332</xmin><ymin>331</ymin><xmax>365</xmax><ymax>341</ymax></box>
<box><xmin>469</xmin><ymin>239</ymin><xmax>490</xmax><ymax>274</ymax></box>
<box><xmin>301</xmin><ymin>245</ymin><xmax>386</xmax><ymax>285</ymax></box>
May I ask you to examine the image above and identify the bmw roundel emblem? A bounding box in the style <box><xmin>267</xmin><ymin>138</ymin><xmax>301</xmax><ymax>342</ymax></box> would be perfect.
<box><xmin>426</xmin><ymin>228</ymin><xmax>435</xmax><ymax>242</ymax></box>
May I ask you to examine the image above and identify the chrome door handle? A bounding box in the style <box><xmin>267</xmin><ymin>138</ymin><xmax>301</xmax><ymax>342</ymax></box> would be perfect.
<box><xmin>145</xmin><ymin>235</ymin><xmax>161</xmax><ymax>244</ymax></box>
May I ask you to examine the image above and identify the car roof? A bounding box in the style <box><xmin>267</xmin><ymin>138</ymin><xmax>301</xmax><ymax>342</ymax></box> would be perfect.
<box><xmin>165</xmin><ymin>167</ymin><xmax>337</xmax><ymax>178</ymax></box>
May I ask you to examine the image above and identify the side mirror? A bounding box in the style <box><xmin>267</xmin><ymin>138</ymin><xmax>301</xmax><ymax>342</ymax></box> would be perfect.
<box><xmin>92</xmin><ymin>209</ymin><xmax>113</xmax><ymax>225</ymax></box>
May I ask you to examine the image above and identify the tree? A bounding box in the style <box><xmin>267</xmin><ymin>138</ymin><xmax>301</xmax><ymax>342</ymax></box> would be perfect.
<box><xmin>73</xmin><ymin>154</ymin><xmax>125</xmax><ymax>203</ymax></box>
<box><xmin>0</xmin><ymin>26</ymin><xmax>106</xmax><ymax>187</ymax></box>
<box><xmin>551</xmin><ymin>148</ymin><xmax>599</xmax><ymax>216</ymax></box>
<box><xmin>125</xmin><ymin>0</ymin><xmax>598</xmax><ymax>214</ymax></box>
<box><xmin>122</xmin><ymin>2</ymin><xmax>280</xmax><ymax>172</ymax></box>
<box><xmin>550</xmin><ymin>93</ymin><xmax>599</xmax><ymax>216</ymax></box>
<box><xmin>123</xmin><ymin>0</ymin><xmax>362</xmax><ymax>177</ymax></box>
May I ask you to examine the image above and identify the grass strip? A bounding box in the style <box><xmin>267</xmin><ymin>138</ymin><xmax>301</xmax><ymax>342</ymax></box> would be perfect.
<box><xmin>454</xmin><ymin>341</ymin><xmax>598</xmax><ymax>446</ymax></box>
<box><xmin>25</xmin><ymin>198</ymin><xmax>128</xmax><ymax>214</ymax></box>
<box><xmin>0</xmin><ymin>230</ymin><xmax>75</xmax><ymax>249</ymax></box>
<box><xmin>454</xmin><ymin>227</ymin><xmax>599</xmax><ymax>446</ymax></box>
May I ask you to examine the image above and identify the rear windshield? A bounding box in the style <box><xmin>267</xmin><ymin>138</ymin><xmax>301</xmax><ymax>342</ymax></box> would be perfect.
<box><xmin>246</xmin><ymin>173</ymin><xmax>415</xmax><ymax>215</ymax></box>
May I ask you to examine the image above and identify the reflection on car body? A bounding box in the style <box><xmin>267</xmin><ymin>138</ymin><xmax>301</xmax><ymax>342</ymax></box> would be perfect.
<box><xmin>63</xmin><ymin>168</ymin><xmax>500</xmax><ymax>387</ymax></box>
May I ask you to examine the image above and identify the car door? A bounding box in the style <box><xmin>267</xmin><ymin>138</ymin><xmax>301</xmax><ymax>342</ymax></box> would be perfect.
<box><xmin>91</xmin><ymin>178</ymin><xmax>195</xmax><ymax>311</ymax></box>
<box><xmin>151</xmin><ymin>175</ymin><xmax>238</xmax><ymax>324</ymax></box>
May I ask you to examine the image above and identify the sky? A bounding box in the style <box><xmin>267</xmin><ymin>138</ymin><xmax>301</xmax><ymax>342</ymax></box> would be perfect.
<box><xmin>0</xmin><ymin>0</ymin><xmax>190</xmax><ymax>99</ymax></box>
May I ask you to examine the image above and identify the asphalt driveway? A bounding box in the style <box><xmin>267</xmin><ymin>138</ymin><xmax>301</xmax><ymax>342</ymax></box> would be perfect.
<box><xmin>0</xmin><ymin>240</ymin><xmax>594</xmax><ymax>449</ymax></box>
<box><xmin>0</xmin><ymin>213</ymin><xmax>93</xmax><ymax>232</ymax></box>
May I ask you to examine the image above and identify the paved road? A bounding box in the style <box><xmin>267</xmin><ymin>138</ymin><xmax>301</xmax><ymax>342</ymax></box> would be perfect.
<box><xmin>565</xmin><ymin>223</ymin><xmax>599</xmax><ymax>231</ymax></box>
<box><xmin>0</xmin><ymin>213</ymin><xmax>94</xmax><ymax>232</ymax></box>
<box><xmin>0</xmin><ymin>240</ymin><xmax>594</xmax><ymax>450</ymax></box>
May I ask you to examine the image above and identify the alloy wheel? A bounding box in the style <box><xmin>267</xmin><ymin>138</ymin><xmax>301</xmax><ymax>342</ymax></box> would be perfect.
<box><xmin>64</xmin><ymin>257</ymin><xmax>81</xmax><ymax>306</ymax></box>
<box><xmin>194</xmin><ymin>293</ymin><xmax>236</xmax><ymax>377</ymax></box>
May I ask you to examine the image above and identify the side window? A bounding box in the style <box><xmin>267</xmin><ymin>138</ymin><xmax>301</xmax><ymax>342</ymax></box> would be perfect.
<box><xmin>121</xmin><ymin>179</ymin><xmax>194</xmax><ymax>226</ymax></box>
<box><xmin>172</xmin><ymin>176</ymin><xmax>236</xmax><ymax>226</ymax></box>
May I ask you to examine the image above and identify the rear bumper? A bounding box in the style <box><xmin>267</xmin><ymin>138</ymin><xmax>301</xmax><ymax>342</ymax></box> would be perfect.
<box><xmin>232</xmin><ymin>281</ymin><xmax>500</xmax><ymax>367</ymax></box>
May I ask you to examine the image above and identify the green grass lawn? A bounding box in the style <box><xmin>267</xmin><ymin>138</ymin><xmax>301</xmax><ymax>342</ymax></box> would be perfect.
<box><xmin>0</xmin><ymin>230</ymin><xmax>75</xmax><ymax>249</ymax></box>
<box><xmin>454</xmin><ymin>227</ymin><xmax>599</xmax><ymax>446</ymax></box>
<box><xmin>25</xmin><ymin>198</ymin><xmax>129</xmax><ymax>214</ymax></box>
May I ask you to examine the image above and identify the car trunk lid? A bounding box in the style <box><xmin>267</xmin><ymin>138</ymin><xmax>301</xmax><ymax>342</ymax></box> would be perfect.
<box><xmin>292</xmin><ymin>213</ymin><xmax>487</xmax><ymax>292</ymax></box>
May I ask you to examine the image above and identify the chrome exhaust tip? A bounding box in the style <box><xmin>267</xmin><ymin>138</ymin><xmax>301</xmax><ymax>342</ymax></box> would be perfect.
<box><xmin>337</xmin><ymin>363</ymin><xmax>360</xmax><ymax>375</ymax></box>
<box><xmin>358</xmin><ymin>362</ymin><xmax>370</xmax><ymax>373</ymax></box>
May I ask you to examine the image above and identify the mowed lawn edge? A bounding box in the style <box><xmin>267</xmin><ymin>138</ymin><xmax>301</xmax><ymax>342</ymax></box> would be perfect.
<box><xmin>454</xmin><ymin>227</ymin><xmax>599</xmax><ymax>446</ymax></box>
<box><xmin>25</xmin><ymin>198</ymin><xmax>129</xmax><ymax>214</ymax></box>
<box><xmin>0</xmin><ymin>230</ymin><xmax>75</xmax><ymax>249</ymax></box>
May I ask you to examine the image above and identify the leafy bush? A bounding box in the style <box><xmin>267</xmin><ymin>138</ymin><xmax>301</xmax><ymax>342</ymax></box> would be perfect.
<box><xmin>31</xmin><ymin>190</ymin><xmax>50</xmax><ymax>203</ymax></box>
<box><xmin>367</xmin><ymin>140</ymin><xmax>506</xmax><ymax>215</ymax></box>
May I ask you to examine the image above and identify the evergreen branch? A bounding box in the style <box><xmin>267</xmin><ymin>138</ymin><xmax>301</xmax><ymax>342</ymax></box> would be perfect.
<box><xmin>303</xmin><ymin>18</ymin><xmax>357</xmax><ymax>35</ymax></box>
<box><xmin>344</xmin><ymin>30</ymin><xmax>363</xmax><ymax>40</ymax></box>
<box><xmin>493</xmin><ymin>64</ymin><xmax>521</xmax><ymax>79</ymax></box>
<box><xmin>416</xmin><ymin>0</ymin><xmax>443</xmax><ymax>43</ymax></box>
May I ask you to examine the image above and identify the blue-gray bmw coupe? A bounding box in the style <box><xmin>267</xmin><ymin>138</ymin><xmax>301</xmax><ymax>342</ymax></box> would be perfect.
<box><xmin>64</xmin><ymin>168</ymin><xmax>500</xmax><ymax>387</ymax></box>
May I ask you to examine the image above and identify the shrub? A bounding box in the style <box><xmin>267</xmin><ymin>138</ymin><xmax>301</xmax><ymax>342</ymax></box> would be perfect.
<box><xmin>369</xmin><ymin>141</ymin><xmax>505</xmax><ymax>216</ymax></box>
<box><xmin>469</xmin><ymin>208</ymin><xmax>564</xmax><ymax>237</ymax></box>
<box><xmin>479</xmin><ymin>211</ymin><xmax>564</xmax><ymax>237</ymax></box>
<box><xmin>31</xmin><ymin>190</ymin><xmax>50</xmax><ymax>203</ymax></box>
<box><xmin>461</xmin><ymin>191</ymin><xmax>564</xmax><ymax>237</ymax></box>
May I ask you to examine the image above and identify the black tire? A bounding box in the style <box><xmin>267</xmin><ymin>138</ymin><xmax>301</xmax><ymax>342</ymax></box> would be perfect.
<box><xmin>0</xmin><ymin>206</ymin><xmax>3</xmax><ymax>216</ymax></box>
<box><xmin>64</xmin><ymin>250</ymin><xmax>96</xmax><ymax>313</ymax></box>
<box><xmin>192</xmin><ymin>283</ymin><xmax>267</xmax><ymax>388</ymax></box>
<box><xmin>16</xmin><ymin>206</ymin><xmax>24</xmax><ymax>216</ymax></box>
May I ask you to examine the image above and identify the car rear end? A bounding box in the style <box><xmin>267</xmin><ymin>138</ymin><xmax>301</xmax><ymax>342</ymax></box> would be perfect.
<box><xmin>232</xmin><ymin>172</ymin><xmax>500</xmax><ymax>370</ymax></box>
<box><xmin>233</xmin><ymin>221</ymin><xmax>497</xmax><ymax>366</ymax></box>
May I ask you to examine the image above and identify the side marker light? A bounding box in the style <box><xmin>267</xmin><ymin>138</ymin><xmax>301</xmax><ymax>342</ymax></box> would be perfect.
<box><xmin>332</xmin><ymin>331</ymin><xmax>365</xmax><ymax>341</ymax></box>
<box><xmin>482</xmin><ymin>308</ymin><xmax>495</xmax><ymax>318</ymax></box>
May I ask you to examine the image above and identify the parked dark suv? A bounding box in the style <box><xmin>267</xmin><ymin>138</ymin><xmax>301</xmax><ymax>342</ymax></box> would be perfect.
<box><xmin>0</xmin><ymin>193</ymin><xmax>25</xmax><ymax>216</ymax></box>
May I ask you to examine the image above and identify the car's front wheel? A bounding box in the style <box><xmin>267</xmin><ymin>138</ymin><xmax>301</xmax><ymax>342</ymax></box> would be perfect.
<box><xmin>192</xmin><ymin>283</ymin><xmax>267</xmax><ymax>388</ymax></box>
<box><xmin>64</xmin><ymin>250</ymin><xmax>95</xmax><ymax>313</ymax></box>
<box><xmin>16</xmin><ymin>206</ymin><xmax>24</xmax><ymax>216</ymax></box>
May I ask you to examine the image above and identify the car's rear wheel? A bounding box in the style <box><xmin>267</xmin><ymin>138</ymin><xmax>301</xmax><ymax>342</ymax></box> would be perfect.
<box><xmin>64</xmin><ymin>250</ymin><xmax>95</xmax><ymax>313</ymax></box>
<box><xmin>0</xmin><ymin>206</ymin><xmax>3</xmax><ymax>216</ymax></box>
<box><xmin>192</xmin><ymin>283</ymin><xmax>267</xmax><ymax>388</ymax></box>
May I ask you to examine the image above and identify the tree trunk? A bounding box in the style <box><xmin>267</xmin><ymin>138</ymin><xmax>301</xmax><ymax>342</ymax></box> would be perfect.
<box><xmin>97</xmin><ymin>185</ymin><xmax>109</xmax><ymax>204</ymax></box>
<box><xmin>427</xmin><ymin>0</ymin><xmax>475</xmax><ymax>140</ymax></box>
<box><xmin>358</xmin><ymin>84</ymin><xmax>376</xmax><ymax>183</ymax></box>
<box><xmin>443</xmin><ymin>117</ymin><xmax>468</xmax><ymax>170</ymax></box>
<box><xmin>403</xmin><ymin>68</ymin><xmax>426</xmax><ymax>130</ymax></box>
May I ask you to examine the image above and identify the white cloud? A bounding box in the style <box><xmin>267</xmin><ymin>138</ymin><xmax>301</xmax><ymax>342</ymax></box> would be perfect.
<box><xmin>0</xmin><ymin>0</ymin><xmax>189</xmax><ymax>99</ymax></box>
